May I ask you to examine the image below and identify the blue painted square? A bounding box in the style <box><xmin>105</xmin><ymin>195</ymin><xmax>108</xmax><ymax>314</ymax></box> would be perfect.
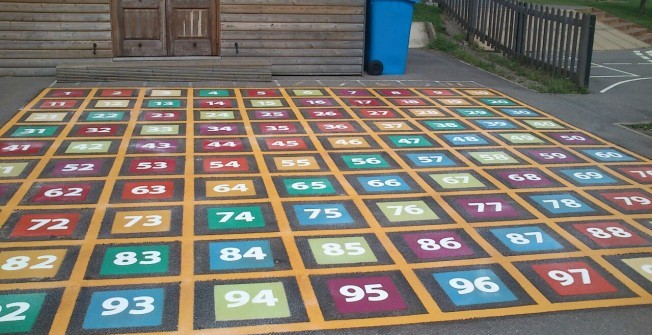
<box><xmin>559</xmin><ymin>168</ymin><xmax>618</xmax><ymax>185</ymax></box>
<box><xmin>358</xmin><ymin>175</ymin><xmax>411</xmax><ymax>192</ymax></box>
<box><xmin>293</xmin><ymin>203</ymin><xmax>354</xmax><ymax>225</ymax></box>
<box><xmin>581</xmin><ymin>149</ymin><xmax>636</xmax><ymax>162</ymax></box>
<box><xmin>406</xmin><ymin>152</ymin><xmax>457</xmax><ymax>167</ymax></box>
<box><xmin>499</xmin><ymin>108</ymin><xmax>539</xmax><ymax>117</ymax></box>
<box><xmin>529</xmin><ymin>194</ymin><xmax>596</xmax><ymax>214</ymax></box>
<box><xmin>443</xmin><ymin>134</ymin><xmax>489</xmax><ymax>146</ymax></box>
<box><xmin>489</xmin><ymin>226</ymin><xmax>564</xmax><ymax>253</ymax></box>
<box><xmin>433</xmin><ymin>269</ymin><xmax>517</xmax><ymax>306</ymax></box>
<box><xmin>424</xmin><ymin>120</ymin><xmax>466</xmax><ymax>131</ymax></box>
<box><xmin>82</xmin><ymin>288</ymin><xmax>164</xmax><ymax>329</ymax></box>
<box><xmin>209</xmin><ymin>240</ymin><xmax>274</xmax><ymax>270</ymax></box>
<box><xmin>474</xmin><ymin>120</ymin><xmax>517</xmax><ymax>130</ymax></box>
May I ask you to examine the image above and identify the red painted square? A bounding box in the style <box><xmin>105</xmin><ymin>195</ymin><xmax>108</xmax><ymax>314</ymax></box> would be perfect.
<box><xmin>570</xmin><ymin>221</ymin><xmax>650</xmax><ymax>248</ymax></box>
<box><xmin>258</xmin><ymin>123</ymin><xmax>298</xmax><ymax>134</ymax></box>
<box><xmin>133</xmin><ymin>139</ymin><xmax>180</xmax><ymax>153</ymax></box>
<box><xmin>244</xmin><ymin>89</ymin><xmax>280</xmax><ymax>97</ymax></box>
<box><xmin>76</xmin><ymin>125</ymin><xmax>120</xmax><ymax>137</ymax></box>
<box><xmin>615</xmin><ymin>166</ymin><xmax>652</xmax><ymax>184</ymax></box>
<box><xmin>0</xmin><ymin>141</ymin><xmax>46</xmax><ymax>155</ymax></box>
<box><xmin>359</xmin><ymin>109</ymin><xmax>397</xmax><ymax>118</ymax></box>
<box><xmin>47</xmin><ymin>89</ymin><xmax>88</xmax><ymax>98</ymax></box>
<box><xmin>99</xmin><ymin>89</ymin><xmax>134</xmax><ymax>97</ymax></box>
<box><xmin>31</xmin><ymin>183</ymin><xmax>92</xmax><ymax>203</ymax></box>
<box><xmin>203</xmin><ymin>157</ymin><xmax>249</xmax><ymax>173</ymax></box>
<box><xmin>10</xmin><ymin>213</ymin><xmax>80</xmax><ymax>238</ymax></box>
<box><xmin>531</xmin><ymin>261</ymin><xmax>618</xmax><ymax>296</ymax></box>
<box><xmin>316</xmin><ymin>122</ymin><xmax>356</xmax><ymax>133</ymax></box>
<box><xmin>297</xmin><ymin>98</ymin><xmax>335</xmax><ymax>107</ymax></box>
<box><xmin>419</xmin><ymin>89</ymin><xmax>456</xmax><ymax>96</ymax></box>
<box><xmin>346</xmin><ymin>99</ymin><xmax>383</xmax><ymax>107</ymax></box>
<box><xmin>38</xmin><ymin>100</ymin><xmax>78</xmax><ymax>109</ymax></box>
<box><xmin>327</xmin><ymin>276</ymin><xmax>408</xmax><ymax>314</ymax></box>
<box><xmin>201</xmin><ymin>139</ymin><xmax>244</xmax><ymax>152</ymax></box>
<box><xmin>597</xmin><ymin>190</ymin><xmax>652</xmax><ymax>212</ymax></box>
<box><xmin>198</xmin><ymin>124</ymin><xmax>240</xmax><ymax>135</ymax></box>
<box><xmin>264</xmin><ymin>138</ymin><xmax>308</xmax><ymax>151</ymax></box>
<box><xmin>305</xmin><ymin>109</ymin><xmax>345</xmax><ymax>119</ymax></box>
<box><xmin>50</xmin><ymin>159</ymin><xmax>105</xmax><ymax>177</ymax></box>
<box><xmin>128</xmin><ymin>158</ymin><xmax>177</xmax><ymax>174</ymax></box>
<box><xmin>391</xmin><ymin>98</ymin><xmax>428</xmax><ymax>106</ymax></box>
<box><xmin>333</xmin><ymin>89</ymin><xmax>373</xmax><ymax>97</ymax></box>
<box><xmin>142</xmin><ymin>111</ymin><xmax>183</xmax><ymax>121</ymax></box>
<box><xmin>121</xmin><ymin>181</ymin><xmax>174</xmax><ymax>200</ymax></box>
<box><xmin>197</xmin><ymin>99</ymin><xmax>234</xmax><ymax>108</ymax></box>
<box><xmin>377</xmin><ymin>89</ymin><xmax>413</xmax><ymax>96</ymax></box>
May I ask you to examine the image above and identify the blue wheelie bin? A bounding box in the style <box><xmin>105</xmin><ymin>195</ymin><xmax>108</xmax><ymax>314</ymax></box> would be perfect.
<box><xmin>365</xmin><ymin>0</ymin><xmax>420</xmax><ymax>75</ymax></box>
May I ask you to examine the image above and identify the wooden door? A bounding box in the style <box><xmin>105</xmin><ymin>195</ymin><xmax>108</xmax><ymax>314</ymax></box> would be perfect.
<box><xmin>113</xmin><ymin>0</ymin><xmax>218</xmax><ymax>57</ymax></box>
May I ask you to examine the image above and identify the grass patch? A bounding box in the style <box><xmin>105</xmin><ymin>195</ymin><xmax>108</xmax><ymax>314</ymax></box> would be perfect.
<box><xmin>627</xmin><ymin>122</ymin><xmax>652</xmax><ymax>136</ymax></box>
<box><xmin>527</xmin><ymin>0</ymin><xmax>652</xmax><ymax>29</ymax></box>
<box><xmin>415</xmin><ymin>3</ymin><xmax>587</xmax><ymax>94</ymax></box>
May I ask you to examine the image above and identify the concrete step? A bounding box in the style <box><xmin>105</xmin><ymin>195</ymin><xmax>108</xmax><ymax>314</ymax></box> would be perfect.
<box><xmin>640</xmin><ymin>33</ymin><xmax>652</xmax><ymax>44</ymax></box>
<box><xmin>611</xmin><ymin>21</ymin><xmax>635</xmax><ymax>30</ymax></box>
<box><xmin>601</xmin><ymin>16</ymin><xmax>623</xmax><ymax>25</ymax></box>
<box><xmin>624</xmin><ymin>27</ymin><xmax>649</xmax><ymax>37</ymax></box>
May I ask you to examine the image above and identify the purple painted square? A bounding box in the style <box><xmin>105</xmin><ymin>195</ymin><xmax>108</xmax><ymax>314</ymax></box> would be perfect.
<box><xmin>456</xmin><ymin>196</ymin><xmax>520</xmax><ymax>219</ymax></box>
<box><xmin>298</xmin><ymin>98</ymin><xmax>335</xmax><ymax>107</ymax></box>
<box><xmin>198</xmin><ymin>124</ymin><xmax>240</xmax><ymax>135</ymax></box>
<box><xmin>545</xmin><ymin>132</ymin><xmax>601</xmax><ymax>145</ymax></box>
<box><xmin>253</xmin><ymin>110</ymin><xmax>290</xmax><ymax>119</ymax></box>
<box><xmin>51</xmin><ymin>159</ymin><xmax>105</xmax><ymax>177</ymax></box>
<box><xmin>133</xmin><ymin>139</ymin><xmax>180</xmax><ymax>153</ymax></box>
<box><xmin>493</xmin><ymin>168</ymin><xmax>556</xmax><ymax>188</ymax></box>
<box><xmin>522</xmin><ymin>148</ymin><xmax>582</xmax><ymax>164</ymax></box>
<box><xmin>402</xmin><ymin>231</ymin><xmax>474</xmax><ymax>260</ymax></box>
<box><xmin>327</xmin><ymin>276</ymin><xmax>408</xmax><ymax>314</ymax></box>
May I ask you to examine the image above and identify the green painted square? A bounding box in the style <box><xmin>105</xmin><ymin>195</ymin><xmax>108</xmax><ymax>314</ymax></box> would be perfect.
<box><xmin>454</xmin><ymin>108</ymin><xmax>495</xmax><ymax>117</ymax></box>
<box><xmin>199</xmin><ymin>89</ymin><xmax>230</xmax><ymax>97</ymax></box>
<box><xmin>308</xmin><ymin>237</ymin><xmax>377</xmax><ymax>265</ymax></box>
<box><xmin>523</xmin><ymin>120</ymin><xmax>565</xmax><ymax>129</ymax></box>
<box><xmin>469</xmin><ymin>151</ymin><xmax>520</xmax><ymax>165</ymax></box>
<box><xmin>430</xmin><ymin>173</ymin><xmax>486</xmax><ymax>189</ymax></box>
<box><xmin>207</xmin><ymin>206</ymin><xmax>265</xmax><ymax>230</ymax></box>
<box><xmin>11</xmin><ymin>126</ymin><xmax>58</xmax><ymax>137</ymax></box>
<box><xmin>499</xmin><ymin>133</ymin><xmax>545</xmax><ymax>144</ymax></box>
<box><xmin>293</xmin><ymin>90</ymin><xmax>323</xmax><ymax>96</ymax></box>
<box><xmin>341</xmin><ymin>154</ymin><xmax>390</xmax><ymax>169</ymax></box>
<box><xmin>65</xmin><ymin>141</ymin><xmax>112</xmax><ymax>154</ymax></box>
<box><xmin>0</xmin><ymin>293</ymin><xmax>46</xmax><ymax>333</ymax></box>
<box><xmin>283</xmin><ymin>177</ymin><xmax>336</xmax><ymax>196</ymax></box>
<box><xmin>388</xmin><ymin>135</ymin><xmax>433</xmax><ymax>147</ymax></box>
<box><xmin>140</xmin><ymin>125</ymin><xmax>180</xmax><ymax>135</ymax></box>
<box><xmin>377</xmin><ymin>200</ymin><xmax>439</xmax><ymax>222</ymax></box>
<box><xmin>425</xmin><ymin>120</ymin><xmax>466</xmax><ymax>131</ymax></box>
<box><xmin>479</xmin><ymin>98</ymin><xmax>517</xmax><ymax>106</ymax></box>
<box><xmin>0</xmin><ymin>162</ymin><xmax>29</xmax><ymax>177</ymax></box>
<box><xmin>213</xmin><ymin>282</ymin><xmax>290</xmax><ymax>321</ymax></box>
<box><xmin>200</xmin><ymin>111</ymin><xmax>235</xmax><ymax>120</ymax></box>
<box><xmin>86</xmin><ymin>111</ymin><xmax>125</xmax><ymax>121</ymax></box>
<box><xmin>251</xmin><ymin>100</ymin><xmax>283</xmax><ymax>108</ymax></box>
<box><xmin>99</xmin><ymin>244</ymin><xmax>170</xmax><ymax>276</ymax></box>
<box><xmin>147</xmin><ymin>100</ymin><xmax>181</xmax><ymax>108</ymax></box>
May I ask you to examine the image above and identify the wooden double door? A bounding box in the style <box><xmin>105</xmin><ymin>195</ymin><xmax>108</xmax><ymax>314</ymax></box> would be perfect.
<box><xmin>113</xmin><ymin>0</ymin><xmax>218</xmax><ymax>57</ymax></box>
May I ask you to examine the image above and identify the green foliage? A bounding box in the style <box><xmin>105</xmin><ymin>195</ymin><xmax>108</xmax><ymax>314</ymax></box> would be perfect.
<box><xmin>413</xmin><ymin>3</ymin><xmax>446</xmax><ymax>32</ymax></box>
<box><xmin>527</xmin><ymin>0</ymin><xmax>652</xmax><ymax>29</ymax></box>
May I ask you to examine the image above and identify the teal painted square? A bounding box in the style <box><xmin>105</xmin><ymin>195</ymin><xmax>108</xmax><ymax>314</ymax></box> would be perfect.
<box><xmin>0</xmin><ymin>293</ymin><xmax>46</xmax><ymax>333</ymax></box>
<box><xmin>283</xmin><ymin>177</ymin><xmax>336</xmax><ymax>196</ymax></box>
<box><xmin>11</xmin><ymin>126</ymin><xmax>58</xmax><ymax>137</ymax></box>
<box><xmin>434</xmin><ymin>269</ymin><xmax>517</xmax><ymax>306</ymax></box>
<box><xmin>474</xmin><ymin>120</ymin><xmax>517</xmax><ymax>130</ymax></box>
<box><xmin>207</xmin><ymin>206</ymin><xmax>265</xmax><ymax>230</ymax></box>
<box><xmin>479</xmin><ymin>98</ymin><xmax>517</xmax><ymax>106</ymax></box>
<box><xmin>443</xmin><ymin>134</ymin><xmax>489</xmax><ymax>146</ymax></box>
<box><xmin>199</xmin><ymin>89</ymin><xmax>230</xmax><ymax>97</ymax></box>
<box><xmin>453</xmin><ymin>108</ymin><xmax>494</xmax><ymax>117</ymax></box>
<box><xmin>529</xmin><ymin>194</ymin><xmax>595</xmax><ymax>214</ymax></box>
<box><xmin>100</xmin><ymin>245</ymin><xmax>170</xmax><ymax>276</ymax></box>
<box><xmin>82</xmin><ymin>288</ymin><xmax>164</xmax><ymax>329</ymax></box>
<box><xmin>425</xmin><ymin>120</ymin><xmax>466</xmax><ymax>130</ymax></box>
<box><xmin>341</xmin><ymin>154</ymin><xmax>390</xmax><ymax>169</ymax></box>
<box><xmin>209</xmin><ymin>240</ymin><xmax>274</xmax><ymax>270</ymax></box>
<box><xmin>147</xmin><ymin>100</ymin><xmax>180</xmax><ymax>108</ymax></box>
<box><xmin>581</xmin><ymin>149</ymin><xmax>636</xmax><ymax>162</ymax></box>
<box><xmin>86</xmin><ymin>111</ymin><xmax>125</xmax><ymax>121</ymax></box>
<box><xmin>293</xmin><ymin>203</ymin><xmax>354</xmax><ymax>225</ymax></box>
<box><xmin>406</xmin><ymin>152</ymin><xmax>457</xmax><ymax>167</ymax></box>
<box><xmin>388</xmin><ymin>135</ymin><xmax>433</xmax><ymax>147</ymax></box>
<box><xmin>559</xmin><ymin>168</ymin><xmax>618</xmax><ymax>185</ymax></box>
<box><xmin>490</xmin><ymin>226</ymin><xmax>564</xmax><ymax>253</ymax></box>
<box><xmin>358</xmin><ymin>175</ymin><xmax>411</xmax><ymax>192</ymax></box>
<box><xmin>500</xmin><ymin>108</ymin><xmax>539</xmax><ymax>117</ymax></box>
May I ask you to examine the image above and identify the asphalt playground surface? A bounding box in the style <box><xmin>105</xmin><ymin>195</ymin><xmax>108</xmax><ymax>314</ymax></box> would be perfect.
<box><xmin>0</xmin><ymin>49</ymin><xmax>650</xmax><ymax>335</ymax></box>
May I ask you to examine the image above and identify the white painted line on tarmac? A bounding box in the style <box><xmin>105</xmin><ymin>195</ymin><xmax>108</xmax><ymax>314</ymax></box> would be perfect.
<box><xmin>592</xmin><ymin>63</ymin><xmax>640</xmax><ymax>77</ymax></box>
<box><xmin>600</xmin><ymin>77</ymin><xmax>652</xmax><ymax>93</ymax></box>
<box><xmin>603</xmin><ymin>63</ymin><xmax>633</xmax><ymax>65</ymax></box>
<box><xmin>591</xmin><ymin>75</ymin><xmax>638</xmax><ymax>78</ymax></box>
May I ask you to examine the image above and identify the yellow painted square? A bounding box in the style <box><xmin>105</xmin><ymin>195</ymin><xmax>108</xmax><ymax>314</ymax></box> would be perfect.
<box><xmin>327</xmin><ymin>137</ymin><xmax>371</xmax><ymax>149</ymax></box>
<box><xmin>206</xmin><ymin>180</ymin><xmax>256</xmax><ymax>197</ymax></box>
<box><xmin>95</xmin><ymin>100</ymin><xmax>130</xmax><ymax>108</ymax></box>
<box><xmin>464</xmin><ymin>90</ymin><xmax>493</xmax><ymax>96</ymax></box>
<box><xmin>111</xmin><ymin>210</ymin><xmax>172</xmax><ymax>234</ymax></box>
<box><xmin>408</xmin><ymin>109</ymin><xmax>445</xmax><ymax>117</ymax></box>
<box><xmin>25</xmin><ymin>113</ymin><xmax>67</xmax><ymax>122</ymax></box>
<box><xmin>438</xmin><ymin>99</ymin><xmax>471</xmax><ymax>106</ymax></box>
<box><xmin>0</xmin><ymin>249</ymin><xmax>67</xmax><ymax>280</ymax></box>
<box><xmin>622</xmin><ymin>257</ymin><xmax>652</xmax><ymax>282</ymax></box>
<box><xmin>374</xmin><ymin>122</ymin><xmax>413</xmax><ymax>131</ymax></box>
<box><xmin>273</xmin><ymin>156</ymin><xmax>320</xmax><ymax>171</ymax></box>
<box><xmin>151</xmin><ymin>89</ymin><xmax>182</xmax><ymax>97</ymax></box>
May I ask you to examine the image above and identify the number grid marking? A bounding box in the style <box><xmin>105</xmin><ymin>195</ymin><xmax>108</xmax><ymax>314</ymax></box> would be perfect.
<box><xmin>0</xmin><ymin>87</ymin><xmax>649</xmax><ymax>335</ymax></box>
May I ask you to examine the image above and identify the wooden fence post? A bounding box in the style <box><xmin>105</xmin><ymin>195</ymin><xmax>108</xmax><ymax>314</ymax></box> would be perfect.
<box><xmin>514</xmin><ymin>2</ymin><xmax>526</xmax><ymax>57</ymax></box>
<box><xmin>466</xmin><ymin>0</ymin><xmax>478</xmax><ymax>42</ymax></box>
<box><xmin>576</xmin><ymin>14</ymin><xmax>596</xmax><ymax>87</ymax></box>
